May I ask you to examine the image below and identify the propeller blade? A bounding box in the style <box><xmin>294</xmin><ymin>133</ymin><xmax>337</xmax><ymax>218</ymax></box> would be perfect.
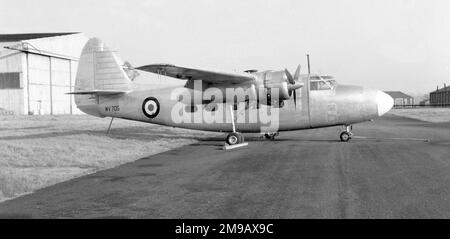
<box><xmin>285</xmin><ymin>65</ymin><xmax>302</xmax><ymax>108</ymax></box>
<box><xmin>293</xmin><ymin>89</ymin><xmax>297</xmax><ymax>109</ymax></box>
<box><xmin>284</xmin><ymin>69</ymin><xmax>295</xmax><ymax>84</ymax></box>
<box><xmin>288</xmin><ymin>82</ymin><xmax>304</xmax><ymax>91</ymax></box>
<box><xmin>293</xmin><ymin>65</ymin><xmax>301</xmax><ymax>81</ymax></box>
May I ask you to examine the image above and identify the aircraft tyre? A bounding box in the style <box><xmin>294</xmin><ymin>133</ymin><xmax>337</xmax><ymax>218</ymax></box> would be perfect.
<box><xmin>227</xmin><ymin>132</ymin><xmax>243</xmax><ymax>145</ymax></box>
<box><xmin>264</xmin><ymin>133</ymin><xmax>277</xmax><ymax>140</ymax></box>
<box><xmin>340</xmin><ymin>131</ymin><xmax>351</xmax><ymax>142</ymax></box>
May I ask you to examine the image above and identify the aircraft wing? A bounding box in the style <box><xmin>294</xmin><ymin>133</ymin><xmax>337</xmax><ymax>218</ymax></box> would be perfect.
<box><xmin>136</xmin><ymin>64</ymin><xmax>255</xmax><ymax>84</ymax></box>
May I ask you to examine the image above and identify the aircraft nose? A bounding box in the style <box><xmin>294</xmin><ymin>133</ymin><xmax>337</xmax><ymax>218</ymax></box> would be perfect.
<box><xmin>376</xmin><ymin>91</ymin><xmax>394</xmax><ymax>116</ymax></box>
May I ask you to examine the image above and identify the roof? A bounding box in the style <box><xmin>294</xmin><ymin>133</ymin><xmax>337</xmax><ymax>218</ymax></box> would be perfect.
<box><xmin>0</xmin><ymin>32</ymin><xmax>79</xmax><ymax>42</ymax></box>
<box><xmin>431</xmin><ymin>85</ymin><xmax>450</xmax><ymax>93</ymax></box>
<box><xmin>384</xmin><ymin>91</ymin><xmax>413</xmax><ymax>99</ymax></box>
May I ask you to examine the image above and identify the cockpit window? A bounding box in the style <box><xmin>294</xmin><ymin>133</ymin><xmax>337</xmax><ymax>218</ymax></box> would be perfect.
<box><xmin>310</xmin><ymin>76</ymin><xmax>336</xmax><ymax>91</ymax></box>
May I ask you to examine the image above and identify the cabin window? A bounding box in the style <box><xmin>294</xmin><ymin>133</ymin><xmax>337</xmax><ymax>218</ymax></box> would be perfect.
<box><xmin>310</xmin><ymin>79</ymin><xmax>335</xmax><ymax>91</ymax></box>
<box><xmin>310</xmin><ymin>81</ymin><xmax>331</xmax><ymax>91</ymax></box>
<box><xmin>310</xmin><ymin>81</ymin><xmax>318</xmax><ymax>91</ymax></box>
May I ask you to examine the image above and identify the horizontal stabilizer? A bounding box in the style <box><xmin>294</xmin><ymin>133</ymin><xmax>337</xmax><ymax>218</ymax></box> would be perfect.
<box><xmin>66</xmin><ymin>90</ymin><xmax>128</xmax><ymax>95</ymax></box>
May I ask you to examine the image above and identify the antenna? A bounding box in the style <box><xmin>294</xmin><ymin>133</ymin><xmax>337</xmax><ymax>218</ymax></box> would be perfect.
<box><xmin>307</xmin><ymin>54</ymin><xmax>311</xmax><ymax>74</ymax></box>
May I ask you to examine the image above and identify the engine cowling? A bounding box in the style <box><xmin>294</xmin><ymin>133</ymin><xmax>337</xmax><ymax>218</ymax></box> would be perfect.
<box><xmin>254</xmin><ymin>70</ymin><xmax>291</xmax><ymax>106</ymax></box>
<box><xmin>263</xmin><ymin>71</ymin><xmax>291</xmax><ymax>100</ymax></box>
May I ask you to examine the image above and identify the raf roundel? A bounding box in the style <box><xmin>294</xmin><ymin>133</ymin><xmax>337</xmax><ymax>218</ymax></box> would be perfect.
<box><xmin>142</xmin><ymin>97</ymin><xmax>160</xmax><ymax>118</ymax></box>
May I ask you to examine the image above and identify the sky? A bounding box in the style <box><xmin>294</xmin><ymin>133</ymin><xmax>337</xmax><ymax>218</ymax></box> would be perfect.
<box><xmin>1</xmin><ymin>0</ymin><xmax>450</xmax><ymax>96</ymax></box>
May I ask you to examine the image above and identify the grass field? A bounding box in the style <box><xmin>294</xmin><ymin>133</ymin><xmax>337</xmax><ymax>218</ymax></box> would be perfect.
<box><xmin>0</xmin><ymin>115</ymin><xmax>218</xmax><ymax>202</ymax></box>
<box><xmin>388</xmin><ymin>108</ymin><xmax>450</xmax><ymax>123</ymax></box>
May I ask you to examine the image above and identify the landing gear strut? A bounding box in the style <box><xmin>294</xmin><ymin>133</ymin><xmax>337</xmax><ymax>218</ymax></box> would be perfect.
<box><xmin>264</xmin><ymin>132</ymin><xmax>279</xmax><ymax>140</ymax></box>
<box><xmin>226</xmin><ymin>105</ymin><xmax>245</xmax><ymax>146</ymax></box>
<box><xmin>340</xmin><ymin>125</ymin><xmax>353</xmax><ymax>142</ymax></box>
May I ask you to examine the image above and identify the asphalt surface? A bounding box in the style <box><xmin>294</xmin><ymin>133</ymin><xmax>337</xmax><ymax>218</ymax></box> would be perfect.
<box><xmin>1</xmin><ymin>114</ymin><xmax>450</xmax><ymax>218</ymax></box>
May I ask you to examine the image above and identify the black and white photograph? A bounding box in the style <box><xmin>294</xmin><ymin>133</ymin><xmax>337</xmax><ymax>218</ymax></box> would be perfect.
<box><xmin>1</xmin><ymin>0</ymin><xmax>450</xmax><ymax>229</ymax></box>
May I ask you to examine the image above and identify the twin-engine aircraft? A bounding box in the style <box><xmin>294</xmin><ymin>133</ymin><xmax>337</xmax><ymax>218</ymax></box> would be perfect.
<box><xmin>69</xmin><ymin>38</ymin><xmax>394</xmax><ymax>145</ymax></box>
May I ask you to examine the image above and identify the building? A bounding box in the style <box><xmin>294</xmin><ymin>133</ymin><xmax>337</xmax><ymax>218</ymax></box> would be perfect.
<box><xmin>0</xmin><ymin>32</ymin><xmax>88</xmax><ymax>115</ymax></box>
<box><xmin>384</xmin><ymin>91</ymin><xmax>415</xmax><ymax>107</ymax></box>
<box><xmin>430</xmin><ymin>84</ymin><xmax>450</xmax><ymax>106</ymax></box>
<box><xmin>419</xmin><ymin>99</ymin><xmax>430</xmax><ymax>106</ymax></box>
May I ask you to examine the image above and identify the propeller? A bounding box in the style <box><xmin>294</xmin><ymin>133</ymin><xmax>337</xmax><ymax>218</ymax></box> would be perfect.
<box><xmin>284</xmin><ymin>65</ymin><xmax>303</xmax><ymax>109</ymax></box>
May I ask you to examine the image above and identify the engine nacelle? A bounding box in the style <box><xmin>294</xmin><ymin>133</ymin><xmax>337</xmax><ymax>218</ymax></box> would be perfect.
<box><xmin>255</xmin><ymin>70</ymin><xmax>291</xmax><ymax>106</ymax></box>
<box><xmin>263</xmin><ymin>71</ymin><xmax>290</xmax><ymax>100</ymax></box>
<box><xmin>174</xmin><ymin>70</ymin><xmax>294</xmax><ymax>108</ymax></box>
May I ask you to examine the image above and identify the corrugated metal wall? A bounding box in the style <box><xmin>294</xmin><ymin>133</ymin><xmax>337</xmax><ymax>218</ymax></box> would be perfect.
<box><xmin>430</xmin><ymin>91</ymin><xmax>450</xmax><ymax>105</ymax></box>
<box><xmin>0</xmin><ymin>88</ymin><xmax>23</xmax><ymax>114</ymax></box>
<box><xmin>0</xmin><ymin>46</ymin><xmax>24</xmax><ymax>114</ymax></box>
<box><xmin>0</xmin><ymin>33</ymin><xmax>87</xmax><ymax>115</ymax></box>
<box><xmin>50</xmin><ymin>58</ymin><xmax>72</xmax><ymax>114</ymax></box>
<box><xmin>26</xmin><ymin>54</ymin><xmax>78</xmax><ymax>115</ymax></box>
<box><xmin>28</xmin><ymin>54</ymin><xmax>51</xmax><ymax>114</ymax></box>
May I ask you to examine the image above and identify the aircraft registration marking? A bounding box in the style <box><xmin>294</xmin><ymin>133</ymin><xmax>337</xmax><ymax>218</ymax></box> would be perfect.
<box><xmin>105</xmin><ymin>106</ymin><xmax>120</xmax><ymax>112</ymax></box>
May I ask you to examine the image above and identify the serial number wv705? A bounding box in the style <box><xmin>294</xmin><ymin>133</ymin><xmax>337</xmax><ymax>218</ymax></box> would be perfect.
<box><xmin>105</xmin><ymin>106</ymin><xmax>120</xmax><ymax>112</ymax></box>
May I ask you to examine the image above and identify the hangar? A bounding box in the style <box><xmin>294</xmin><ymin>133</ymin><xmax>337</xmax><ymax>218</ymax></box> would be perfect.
<box><xmin>0</xmin><ymin>32</ymin><xmax>88</xmax><ymax>115</ymax></box>
<box><xmin>384</xmin><ymin>91</ymin><xmax>414</xmax><ymax>107</ymax></box>
<box><xmin>430</xmin><ymin>84</ymin><xmax>450</xmax><ymax>106</ymax></box>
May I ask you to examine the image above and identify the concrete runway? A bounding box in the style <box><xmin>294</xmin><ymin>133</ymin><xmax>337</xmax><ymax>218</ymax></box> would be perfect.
<box><xmin>1</xmin><ymin>114</ymin><xmax>450</xmax><ymax>218</ymax></box>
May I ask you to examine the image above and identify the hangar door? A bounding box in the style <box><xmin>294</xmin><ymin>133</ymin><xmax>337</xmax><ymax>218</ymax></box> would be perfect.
<box><xmin>27</xmin><ymin>54</ymin><xmax>73</xmax><ymax>115</ymax></box>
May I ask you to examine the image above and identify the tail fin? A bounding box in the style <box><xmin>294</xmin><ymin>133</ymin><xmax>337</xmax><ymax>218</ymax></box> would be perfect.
<box><xmin>75</xmin><ymin>38</ymin><xmax>132</xmax><ymax>92</ymax></box>
<box><xmin>73</xmin><ymin>38</ymin><xmax>131</xmax><ymax>116</ymax></box>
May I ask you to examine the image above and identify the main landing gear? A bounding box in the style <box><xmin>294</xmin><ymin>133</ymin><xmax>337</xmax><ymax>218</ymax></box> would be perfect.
<box><xmin>263</xmin><ymin>132</ymin><xmax>279</xmax><ymax>140</ymax></box>
<box><xmin>340</xmin><ymin>125</ymin><xmax>353</xmax><ymax>142</ymax></box>
<box><xmin>226</xmin><ymin>132</ymin><xmax>245</xmax><ymax>145</ymax></box>
<box><xmin>225</xmin><ymin>105</ymin><xmax>245</xmax><ymax>146</ymax></box>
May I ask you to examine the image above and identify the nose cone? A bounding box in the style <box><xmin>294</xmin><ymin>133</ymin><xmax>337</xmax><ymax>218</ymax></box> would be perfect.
<box><xmin>376</xmin><ymin>91</ymin><xmax>394</xmax><ymax>116</ymax></box>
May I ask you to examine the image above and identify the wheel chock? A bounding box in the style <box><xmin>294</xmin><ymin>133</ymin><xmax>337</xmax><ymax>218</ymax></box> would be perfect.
<box><xmin>223</xmin><ymin>142</ymin><xmax>249</xmax><ymax>150</ymax></box>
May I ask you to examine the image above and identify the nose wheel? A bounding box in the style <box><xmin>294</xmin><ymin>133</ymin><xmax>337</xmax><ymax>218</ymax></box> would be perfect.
<box><xmin>340</xmin><ymin>125</ymin><xmax>353</xmax><ymax>142</ymax></box>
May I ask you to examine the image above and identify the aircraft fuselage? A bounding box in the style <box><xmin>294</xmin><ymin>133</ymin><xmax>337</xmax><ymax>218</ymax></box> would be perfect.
<box><xmin>78</xmin><ymin>83</ymin><xmax>388</xmax><ymax>133</ymax></box>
